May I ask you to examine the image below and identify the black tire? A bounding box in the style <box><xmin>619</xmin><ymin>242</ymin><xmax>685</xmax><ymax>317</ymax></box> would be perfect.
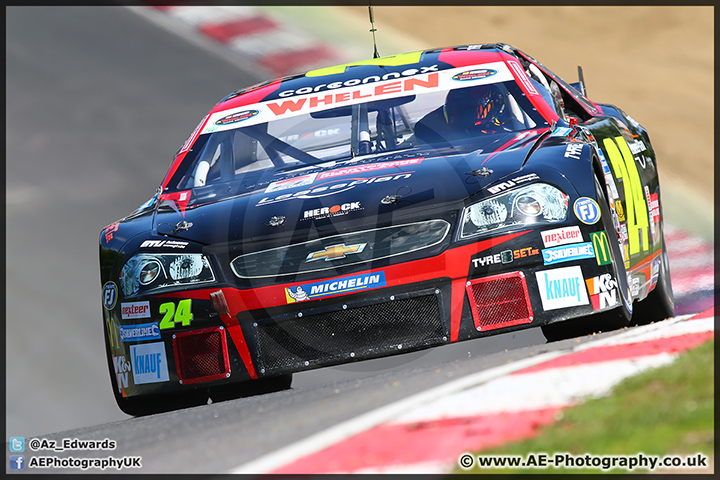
<box><xmin>114</xmin><ymin>388</ymin><xmax>209</xmax><ymax>417</ymax></box>
<box><xmin>542</xmin><ymin>176</ymin><xmax>633</xmax><ymax>342</ymax></box>
<box><xmin>632</xmin><ymin>233</ymin><xmax>674</xmax><ymax>324</ymax></box>
<box><xmin>209</xmin><ymin>374</ymin><xmax>292</xmax><ymax>403</ymax></box>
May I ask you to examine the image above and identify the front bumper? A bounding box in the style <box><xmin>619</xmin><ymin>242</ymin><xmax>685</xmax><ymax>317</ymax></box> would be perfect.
<box><xmin>104</xmin><ymin>225</ymin><xmax>617</xmax><ymax>399</ymax></box>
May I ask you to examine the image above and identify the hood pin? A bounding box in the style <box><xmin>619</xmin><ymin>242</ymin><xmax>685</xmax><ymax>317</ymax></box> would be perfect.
<box><xmin>267</xmin><ymin>216</ymin><xmax>286</xmax><ymax>227</ymax></box>
<box><xmin>472</xmin><ymin>167</ymin><xmax>493</xmax><ymax>177</ymax></box>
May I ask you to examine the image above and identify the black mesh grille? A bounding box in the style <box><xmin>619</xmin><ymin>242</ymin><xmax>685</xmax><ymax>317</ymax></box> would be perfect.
<box><xmin>256</xmin><ymin>294</ymin><xmax>444</xmax><ymax>374</ymax></box>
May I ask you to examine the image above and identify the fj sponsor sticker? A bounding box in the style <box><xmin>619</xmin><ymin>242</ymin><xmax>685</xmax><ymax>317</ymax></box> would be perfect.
<box><xmin>541</xmin><ymin>226</ymin><xmax>583</xmax><ymax>248</ymax></box>
<box><xmin>119</xmin><ymin>322</ymin><xmax>160</xmax><ymax>342</ymax></box>
<box><xmin>129</xmin><ymin>342</ymin><xmax>169</xmax><ymax>385</ymax></box>
<box><xmin>535</xmin><ymin>266</ymin><xmax>589</xmax><ymax>311</ymax></box>
<box><xmin>121</xmin><ymin>301</ymin><xmax>150</xmax><ymax>320</ymax></box>
<box><xmin>285</xmin><ymin>271</ymin><xmax>386</xmax><ymax>303</ymax></box>
<box><xmin>574</xmin><ymin>197</ymin><xmax>601</xmax><ymax>225</ymax></box>
<box><xmin>102</xmin><ymin>282</ymin><xmax>118</xmax><ymax>310</ymax></box>
<box><xmin>541</xmin><ymin>242</ymin><xmax>595</xmax><ymax>265</ymax></box>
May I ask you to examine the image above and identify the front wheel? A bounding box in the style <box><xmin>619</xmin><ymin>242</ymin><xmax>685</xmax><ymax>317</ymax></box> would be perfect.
<box><xmin>114</xmin><ymin>389</ymin><xmax>209</xmax><ymax>417</ymax></box>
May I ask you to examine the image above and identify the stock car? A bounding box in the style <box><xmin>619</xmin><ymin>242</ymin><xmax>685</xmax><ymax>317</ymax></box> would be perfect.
<box><xmin>100</xmin><ymin>43</ymin><xmax>674</xmax><ymax>415</ymax></box>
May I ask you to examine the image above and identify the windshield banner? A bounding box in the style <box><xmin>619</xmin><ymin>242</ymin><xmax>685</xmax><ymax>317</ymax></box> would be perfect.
<box><xmin>201</xmin><ymin>62</ymin><xmax>515</xmax><ymax>135</ymax></box>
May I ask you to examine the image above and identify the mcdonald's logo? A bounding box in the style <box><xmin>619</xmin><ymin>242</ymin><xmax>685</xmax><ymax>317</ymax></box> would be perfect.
<box><xmin>591</xmin><ymin>231</ymin><xmax>612</xmax><ymax>266</ymax></box>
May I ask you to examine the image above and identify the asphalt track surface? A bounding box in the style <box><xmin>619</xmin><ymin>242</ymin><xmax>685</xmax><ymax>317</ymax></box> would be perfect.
<box><xmin>4</xmin><ymin>6</ymin><xmax>713</xmax><ymax>474</ymax></box>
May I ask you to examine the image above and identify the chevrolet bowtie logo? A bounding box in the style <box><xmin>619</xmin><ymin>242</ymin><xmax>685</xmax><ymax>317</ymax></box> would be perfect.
<box><xmin>306</xmin><ymin>243</ymin><xmax>367</xmax><ymax>262</ymax></box>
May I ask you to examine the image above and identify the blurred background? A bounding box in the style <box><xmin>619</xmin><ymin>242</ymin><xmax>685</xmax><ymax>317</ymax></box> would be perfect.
<box><xmin>5</xmin><ymin>5</ymin><xmax>712</xmax><ymax>439</ymax></box>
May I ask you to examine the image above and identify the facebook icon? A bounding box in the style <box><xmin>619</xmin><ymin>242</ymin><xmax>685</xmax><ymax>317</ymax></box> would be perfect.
<box><xmin>10</xmin><ymin>455</ymin><xmax>25</xmax><ymax>470</ymax></box>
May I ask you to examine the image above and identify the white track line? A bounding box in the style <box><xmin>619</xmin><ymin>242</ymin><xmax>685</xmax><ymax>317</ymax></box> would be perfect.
<box><xmin>229</xmin><ymin>313</ymin><xmax>713</xmax><ymax>474</ymax></box>
<box><xmin>389</xmin><ymin>354</ymin><xmax>675</xmax><ymax>425</ymax></box>
<box><xmin>228</xmin><ymin>349</ymin><xmax>564</xmax><ymax>474</ymax></box>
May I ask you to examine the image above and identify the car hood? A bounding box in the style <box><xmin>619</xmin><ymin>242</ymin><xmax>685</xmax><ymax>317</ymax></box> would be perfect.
<box><xmin>153</xmin><ymin>130</ymin><xmax>550</xmax><ymax>248</ymax></box>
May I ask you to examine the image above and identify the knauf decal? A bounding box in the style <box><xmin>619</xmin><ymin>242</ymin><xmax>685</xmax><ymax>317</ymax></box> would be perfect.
<box><xmin>535</xmin><ymin>266</ymin><xmax>589</xmax><ymax>310</ymax></box>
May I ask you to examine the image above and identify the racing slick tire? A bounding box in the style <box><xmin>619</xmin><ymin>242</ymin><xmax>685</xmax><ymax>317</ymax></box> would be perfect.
<box><xmin>209</xmin><ymin>374</ymin><xmax>293</xmax><ymax>403</ymax></box>
<box><xmin>631</xmin><ymin>233</ymin><xmax>675</xmax><ymax>324</ymax></box>
<box><xmin>542</xmin><ymin>175</ymin><xmax>633</xmax><ymax>342</ymax></box>
<box><xmin>113</xmin><ymin>388</ymin><xmax>209</xmax><ymax>417</ymax></box>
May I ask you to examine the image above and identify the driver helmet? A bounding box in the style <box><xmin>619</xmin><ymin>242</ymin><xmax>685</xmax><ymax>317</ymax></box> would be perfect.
<box><xmin>443</xmin><ymin>84</ymin><xmax>506</xmax><ymax>129</ymax></box>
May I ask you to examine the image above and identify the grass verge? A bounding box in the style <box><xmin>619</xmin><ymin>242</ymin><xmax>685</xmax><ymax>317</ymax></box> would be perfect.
<box><xmin>455</xmin><ymin>339</ymin><xmax>714</xmax><ymax>474</ymax></box>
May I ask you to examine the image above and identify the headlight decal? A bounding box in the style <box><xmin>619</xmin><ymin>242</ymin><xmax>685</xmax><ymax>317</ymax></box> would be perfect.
<box><xmin>169</xmin><ymin>255</ymin><xmax>205</xmax><ymax>280</ymax></box>
<box><xmin>120</xmin><ymin>253</ymin><xmax>215</xmax><ymax>298</ymax></box>
<box><xmin>461</xmin><ymin>182</ymin><xmax>568</xmax><ymax>239</ymax></box>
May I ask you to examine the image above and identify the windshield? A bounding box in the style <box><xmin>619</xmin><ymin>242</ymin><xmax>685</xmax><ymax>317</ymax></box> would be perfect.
<box><xmin>166</xmin><ymin>80</ymin><xmax>550</xmax><ymax>192</ymax></box>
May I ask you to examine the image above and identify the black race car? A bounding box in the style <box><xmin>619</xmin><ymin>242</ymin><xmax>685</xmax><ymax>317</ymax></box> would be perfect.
<box><xmin>100</xmin><ymin>43</ymin><xmax>674</xmax><ymax>415</ymax></box>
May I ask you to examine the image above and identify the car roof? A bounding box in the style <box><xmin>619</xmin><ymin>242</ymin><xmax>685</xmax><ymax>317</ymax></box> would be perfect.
<box><xmin>215</xmin><ymin>44</ymin><xmax>527</xmax><ymax>111</ymax></box>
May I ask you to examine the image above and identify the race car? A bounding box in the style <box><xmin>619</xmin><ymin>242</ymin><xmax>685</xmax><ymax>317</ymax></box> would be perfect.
<box><xmin>100</xmin><ymin>43</ymin><xmax>674</xmax><ymax>415</ymax></box>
